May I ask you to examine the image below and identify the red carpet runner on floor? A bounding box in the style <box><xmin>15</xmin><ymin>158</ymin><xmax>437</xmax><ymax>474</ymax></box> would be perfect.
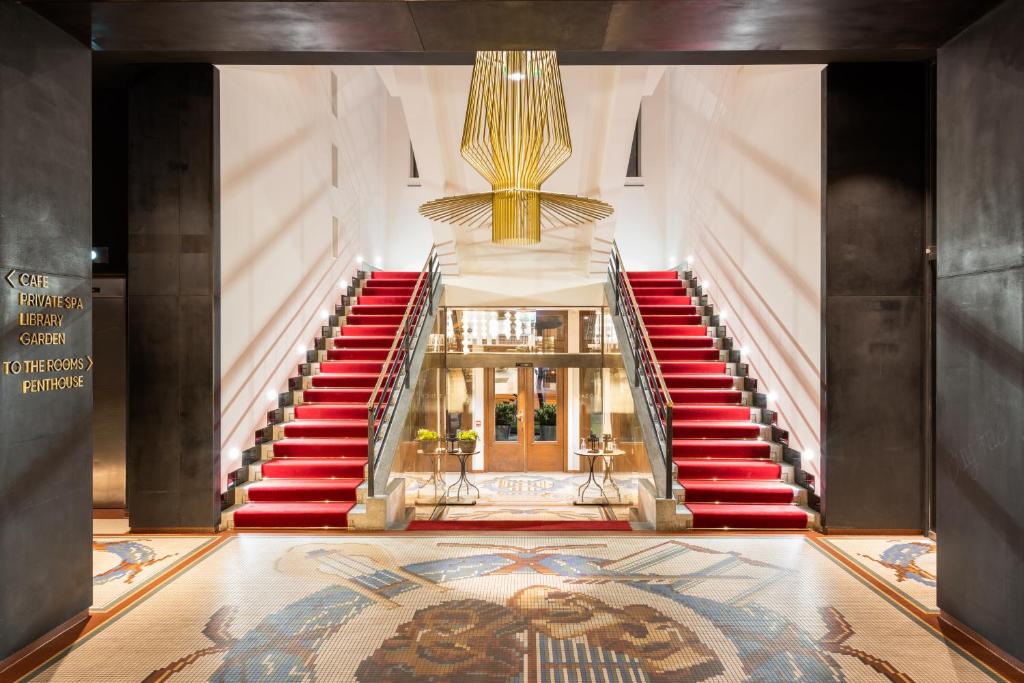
<box><xmin>628</xmin><ymin>270</ymin><xmax>810</xmax><ymax>530</ymax></box>
<box><xmin>233</xmin><ymin>271</ymin><xmax>421</xmax><ymax>528</ymax></box>
<box><xmin>406</xmin><ymin>520</ymin><xmax>632</xmax><ymax>531</ymax></box>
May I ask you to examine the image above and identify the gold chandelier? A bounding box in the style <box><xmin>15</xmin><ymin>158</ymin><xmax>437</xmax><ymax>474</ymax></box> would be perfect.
<box><xmin>419</xmin><ymin>51</ymin><xmax>613</xmax><ymax>246</ymax></box>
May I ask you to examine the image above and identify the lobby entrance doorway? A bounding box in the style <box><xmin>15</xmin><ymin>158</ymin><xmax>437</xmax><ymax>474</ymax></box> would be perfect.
<box><xmin>484</xmin><ymin>366</ymin><xmax>566</xmax><ymax>472</ymax></box>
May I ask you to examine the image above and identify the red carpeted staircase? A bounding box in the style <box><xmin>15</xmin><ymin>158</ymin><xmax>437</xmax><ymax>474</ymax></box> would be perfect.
<box><xmin>628</xmin><ymin>270</ymin><xmax>814</xmax><ymax>530</ymax></box>
<box><xmin>231</xmin><ymin>271</ymin><xmax>421</xmax><ymax>529</ymax></box>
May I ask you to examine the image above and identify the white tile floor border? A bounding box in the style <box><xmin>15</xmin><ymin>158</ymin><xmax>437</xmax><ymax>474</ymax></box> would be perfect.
<box><xmin>91</xmin><ymin>535</ymin><xmax>218</xmax><ymax>612</ymax></box>
<box><xmin>819</xmin><ymin>535</ymin><xmax>938</xmax><ymax>612</ymax></box>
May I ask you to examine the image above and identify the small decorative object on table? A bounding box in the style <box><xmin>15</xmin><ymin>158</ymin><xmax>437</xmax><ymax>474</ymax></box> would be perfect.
<box><xmin>417</xmin><ymin>429</ymin><xmax>439</xmax><ymax>454</ymax></box>
<box><xmin>457</xmin><ymin>429</ymin><xmax>478</xmax><ymax>454</ymax></box>
<box><xmin>445</xmin><ymin>432</ymin><xmax>459</xmax><ymax>454</ymax></box>
<box><xmin>587</xmin><ymin>433</ymin><xmax>601</xmax><ymax>452</ymax></box>
<box><xmin>602</xmin><ymin>433</ymin><xmax>613</xmax><ymax>453</ymax></box>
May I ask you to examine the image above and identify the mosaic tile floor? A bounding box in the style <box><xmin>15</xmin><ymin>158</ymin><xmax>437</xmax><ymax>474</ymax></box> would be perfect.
<box><xmin>91</xmin><ymin>535</ymin><xmax>217</xmax><ymax>612</ymax></box>
<box><xmin>819</xmin><ymin>536</ymin><xmax>938</xmax><ymax>612</ymax></box>
<box><xmin>405</xmin><ymin>471</ymin><xmax>643</xmax><ymax>521</ymax></box>
<box><xmin>27</xmin><ymin>535</ymin><xmax>1001</xmax><ymax>681</ymax></box>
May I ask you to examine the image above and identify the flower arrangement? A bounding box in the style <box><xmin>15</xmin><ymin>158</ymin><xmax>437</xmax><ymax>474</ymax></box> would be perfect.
<box><xmin>457</xmin><ymin>429</ymin><xmax>478</xmax><ymax>453</ymax></box>
<box><xmin>417</xmin><ymin>428</ymin><xmax>439</xmax><ymax>453</ymax></box>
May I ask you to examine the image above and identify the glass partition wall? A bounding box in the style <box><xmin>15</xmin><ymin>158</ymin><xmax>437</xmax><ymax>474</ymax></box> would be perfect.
<box><xmin>393</xmin><ymin>305</ymin><xmax>648</xmax><ymax>479</ymax></box>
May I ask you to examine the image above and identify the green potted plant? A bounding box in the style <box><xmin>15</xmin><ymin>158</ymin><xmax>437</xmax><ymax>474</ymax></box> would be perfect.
<box><xmin>457</xmin><ymin>429</ymin><xmax>478</xmax><ymax>454</ymax></box>
<box><xmin>417</xmin><ymin>428</ymin><xmax>439</xmax><ymax>453</ymax></box>
<box><xmin>494</xmin><ymin>400</ymin><xmax>517</xmax><ymax>441</ymax></box>
<box><xmin>534</xmin><ymin>403</ymin><xmax>557</xmax><ymax>442</ymax></box>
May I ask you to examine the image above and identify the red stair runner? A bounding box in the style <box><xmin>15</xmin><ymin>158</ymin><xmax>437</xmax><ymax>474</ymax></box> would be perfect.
<box><xmin>628</xmin><ymin>270</ymin><xmax>809</xmax><ymax>530</ymax></box>
<box><xmin>233</xmin><ymin>271</ymin><xmax>420</xmax><ymax>529</ymax></box>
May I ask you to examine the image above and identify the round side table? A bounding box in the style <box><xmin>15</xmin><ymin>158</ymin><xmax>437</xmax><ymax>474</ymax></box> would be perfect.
<box><xmin>573</xmin><ymin>448</ymin><xmax>625</xmax><ymax>505</ymax></box>
<box><xmin>444</xmin><ymin>448</ymin><xmax>481</xmax><ymax>505</ymax></box>
<box><xmin>416</xmin><ymin>448</ymin><xmax>447</xmax><ymax>504</ymax></box>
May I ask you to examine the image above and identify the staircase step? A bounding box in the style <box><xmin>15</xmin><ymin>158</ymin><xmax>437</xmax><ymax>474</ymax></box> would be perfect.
<box><xmin>664</xmin><ymin>374</ymin><xmax>735</xmax><ymax>389</ymax></box>
<box><xmin>673</xmin><ymin>404</ymin><xmax>751</xmax><ymax>420</ymax></box>
<box><xmin>629</xmin><ymin>280</ymin><xmax>686</xmax><ymax>288</ymax></box>
<box><xmin>302</xmin><ymin>387</ymin><xmax>375</xmax><ymax>402</ymax></box>
<box><xmin>325</xmin><ymin>348</ymin><xmax>391</xmax><ymax>361</ymax></box>
<box><xmin>344</xmin><ymin>314</ymin><xmax>405</xmax><ymax>326</ymax></box>
<box><xmin>319</xmin><ymin>360</ymin><xmax>391</xmax><ymax>374</ymax></box>
<box><xmin>650</xmin><ymin>336</ymin><xmax>714</xmax><ymax>348</ymax></box>
<box><xmin>626</xmin><ymin>271</ymin><xmax>679</xmax><ymax>280</ymax></box>
<box><xmin>635</xmin><ymin>296</ymin><xmax>693</xmax><ymax>306</ymax></box>
<box><xmin>331</xmin><ymin>335</ymin><xmax>396</xmax><ymax>348</ymax></box>
<box><xmin>262</xmin><ymin>457</ymin><xmax>367</xmax><ymax>479</ymax></box>
<box><xmin>679</xmin><ymin>480</ymin><xmax>796</xmax><ymax>504</ymax></box>
<box><xmin>283</xmin><ymin>420</ymin><xmax>367</xmax><ymax>438</ymax></box>
<box><xmin>675</xmin><ymin>459</ymin><xmax>780</xmax><ymax>480</ymax></box>
<box><xmin>247</xmin><ymin>478</ymin><xmax>362</xmax><ymax>502</ymax></box>
<box><xmin>349</xmin><ymin>304</ymin><xmax>410</xmax><ymax>316</ymax></box>
<box><xmin>659</xmin><ymin>361</ymin><xmax>727</xmax><ymax>374</ymax></box>
<box><xmin>670</xmin><ymin>389</ymin><xmax>743</xmax><ymax>404</ymax></box>
<box><xmin>646</xmin><ymin>325</ymin><xmax>708</xmax><ymax>336</ymax></box>
<box><xmin>369</xmin><ymin>271</ymin><xmax>420</xmax><ymax>280</ymax></box>
<box><xmin>630</xmin><ymin>287</ymin><xmax>687</xmax><ymax>296</ymax></box>
<box><xmin>639</xmin><ymin>305</ymin><xmax>699</xmax><ymax>316</ymax></box>
<box><xmin>294</xmin><ymin>404</ymin><xmax>367</xmax><ymax>420</ymax></box>
<box><xmin>673</xmin><ymin>421</ymin><xmax>761</xmax><ymax>439</ymax></box>
<box><xmin>339</xmin><ymin>325</ymin><xmax>400</xmax><ymax>337</ymax></box>
<box><xmin>310</xmin><ymin>373</ymin><xmax>380</xmax><ymax>388</ymax></box>
<box><xmin>686</xmin><ymin>503</ymin><xmax>810</xmax><ymax>529</ymax></box>
<box><xmin>274</xmin><ymin>437</ymin><xmax>368</xmax><ymax>458</ymax></box>
<box><xmin>656</xmin><ymin>348</ymin><xmax>722</xmax><ymax>361</ymax></box>
<box><xmin>674</xmin><ymin>439</ymin><xmax>771</xmax><ymax>459</ymax></box>
<box><xmin>357</xmin><ymin>295</ymin><xmax>414</xmax><ymax>305</ymax></box>
<box><xmin>233</xmin><ymin>501</ymin><xmax>355</xmax><ymax>528</ymax></box>
<box><xmin>641</xmin><ymin>314</ymin><xmax>703</xmax><ymax>325</ymax></box>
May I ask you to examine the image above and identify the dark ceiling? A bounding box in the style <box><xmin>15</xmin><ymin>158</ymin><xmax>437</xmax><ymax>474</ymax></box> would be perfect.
<box><xmin>26</xmin><ymin>0</ymin><xmax>1003</xmax><ymax>65</ymax></box>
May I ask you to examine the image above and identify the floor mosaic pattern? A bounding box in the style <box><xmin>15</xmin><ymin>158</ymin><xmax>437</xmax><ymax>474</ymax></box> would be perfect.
<box><xmin>91</xmin><ymin>535</ymin><xmax>217</xmax><ymax>612</ymax></box>
<box><xmin>819</xmin><ymin>536</ymin><xmax>938</xmax><ymax>612</ymax></box>
<box><xmin>30</xmin><ymin>534</ymin><xmax>998</xmax><ymax>681</ymax></box>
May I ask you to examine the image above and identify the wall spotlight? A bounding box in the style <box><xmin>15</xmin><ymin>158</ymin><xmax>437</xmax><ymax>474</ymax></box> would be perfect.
<box><xmin>296</xmin><ymin>344</ymin><xmax>307</xmax><ymax>354</ymax></box>
<box><xmin>803</xmin><ymin>449</ymin><xmax>817</xmax><ymax>460</ymax></box>
<box><xmin>686</xmin><ymin>255</ymin><xmax>694</xmax><ymax>265</ymax></box>
<box><xmin>357</xmin><ymin>255</ymin><xmax>364</xmax><ymax>264</ymax></box>
<box><xmin>90</xmin><ymin>249</ymin><xmax>98</xmax><ymax>261</ymax></box>
<box><xmin>740</xmin><ymin>346</ymin><xmax>749</xmax><ymax>356</ymax></box>
<box><xmin>229</xmin><ymin>447</ymin><xmax>241</xmax><ymax>460</ymax></box>
<box><xmin>374</xmin><ymin>257</ymin><xmax>382</xmax><ymax>266</ymax></box>
<box><xmin>668</xmin><ymin>256</ymin><xmax>677</xmax><ymax>267</ymax></box>
<box><xmin>320</xmin><ymin>309</ymin><xmax>329</xmax><ymax>320</ymax></box>
<box><xmin>339</xmin><ymin>279</ymin><xmax>349</xmax><ymax>289</ymax></box>
<box><xmin>720</xmin><ymin>310</ymin><xmax>728</xmax><ymax>320</ymax></box>
<box><xmin>766</xmin><ymin>392</ymin><xmax>778</xmax><ymax>403</ymax></box>
<box><xmin>701</xmin><ymin>281</ymin><xmax>710</xmax><ymax>291</ymax></box>
<box><xmin>266</xmin><ymin>389</ymin><xmax>278</xmax><ymax>402</ymax></box>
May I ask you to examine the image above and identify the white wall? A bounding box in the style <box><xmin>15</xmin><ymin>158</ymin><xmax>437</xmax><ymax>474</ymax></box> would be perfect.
<box><xmin>217</xmin><ymin>65</ymin><xmax>390</xmax><ymax>487</ymax></box>
<box><xmin>646</xmin><ymin>65</ymin><xmax>824</xmax><ymax>478</ymax></box>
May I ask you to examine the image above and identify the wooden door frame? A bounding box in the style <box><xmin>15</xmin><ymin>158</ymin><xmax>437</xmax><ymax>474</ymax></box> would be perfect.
<box><xmin>525</xmin><ymin>366</ymin><xmax>568</xmax><ymax>471</ymax></box>
<box><xmin>483</xmin><ymin>367</ymin><xmax>526</xmax><ymax>471</ymax></box>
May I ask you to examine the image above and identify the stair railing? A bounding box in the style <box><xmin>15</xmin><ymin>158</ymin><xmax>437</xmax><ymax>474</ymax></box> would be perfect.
<box><xmin>366</xmin><ymin>245</ymin><xmax>440</xmax><ymax>497</ymax></box>
<box><xmin>608</xmin><ymin>241</ymin><xmax>674</xmax><ymax>499</ymax></box>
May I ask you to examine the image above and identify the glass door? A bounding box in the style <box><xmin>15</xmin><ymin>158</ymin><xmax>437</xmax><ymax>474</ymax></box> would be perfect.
<box><xmin>485</xmin><ymin>367</ymin><xmax>526</xmax><ymax>471</ymax></box>
<box><xmin>484</xmin><ymin>366</ymin><xmax>565</xmax><ymax>472</ymax></box>
<box><xmin>526</xmin><ymin>367</ymin><xmax>565</xmax><ymax>471</ymax></box>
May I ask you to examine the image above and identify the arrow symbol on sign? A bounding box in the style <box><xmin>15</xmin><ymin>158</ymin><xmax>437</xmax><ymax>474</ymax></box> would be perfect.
<box><xmin>86</xmin><ymin>356</ymin><xmax>94</xmax><ymax>371</ymax></box>
<box><xmin>5</xmin><ymin>270</ymin><xmax>15</xmax><ymax>288</ymax></box>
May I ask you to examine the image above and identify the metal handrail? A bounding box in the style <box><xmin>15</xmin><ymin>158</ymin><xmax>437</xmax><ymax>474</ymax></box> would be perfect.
<box><xmin>366</xmin><ymin>245</ymin><xmax>440</xmax><ymax>497</ymax></box>
<box><xmin>608</xmin><ymin>241</ymin><xmax>674</xmax><ymax>498</ymax></box>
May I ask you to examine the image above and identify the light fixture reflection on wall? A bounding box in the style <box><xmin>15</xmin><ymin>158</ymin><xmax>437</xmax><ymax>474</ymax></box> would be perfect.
<box><xmin>419</xmin><ymin>51</ymin><xmax>613</xmax><ymax>246</ymax></box>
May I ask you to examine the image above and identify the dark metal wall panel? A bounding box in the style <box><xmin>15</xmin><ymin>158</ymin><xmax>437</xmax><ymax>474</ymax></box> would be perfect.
<box><xmin>0</xmin><ymin>0</ymin><xmax>92</xmax><ymax>658</ymax></box>
<box><xmin>821</xmin><ymin>63</ymin><xmax>928</xmax><ymax>530</ymax></box>
<box><xmin>936</xmin><ymin>0</ymin><xmax>1024</xmax><ymax>661</ymax></box>
<box><xmin>126</xmin><ymin>65</ymin><xmax>220</xmax><ymax>530</ymax></box>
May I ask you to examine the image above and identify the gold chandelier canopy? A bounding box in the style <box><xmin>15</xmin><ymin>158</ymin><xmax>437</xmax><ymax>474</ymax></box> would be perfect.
<box><xmin>419</xmin><ymin>50</ymin><xmax>613</xmax><ymax>246</ymax></box>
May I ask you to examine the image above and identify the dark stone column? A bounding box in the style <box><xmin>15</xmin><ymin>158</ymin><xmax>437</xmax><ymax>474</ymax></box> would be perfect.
<box><xmin>0</xmin><ymin>1</ymin><xmax>92</xmax><ymax>658</ymax></box>
<box><xmin>127</xmin><ymin>65</ymin><xmax>221</xmax><ymax>530</ymax></box>
<box><xmin>821</xmin><ymin>63</ymin><xmax>929</xmax><ymax>531</ymax></box>
<box><xmin>936</xmin><ymin>0</ymin><xmax>1024</xmax><ymax>661</ymax></box>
